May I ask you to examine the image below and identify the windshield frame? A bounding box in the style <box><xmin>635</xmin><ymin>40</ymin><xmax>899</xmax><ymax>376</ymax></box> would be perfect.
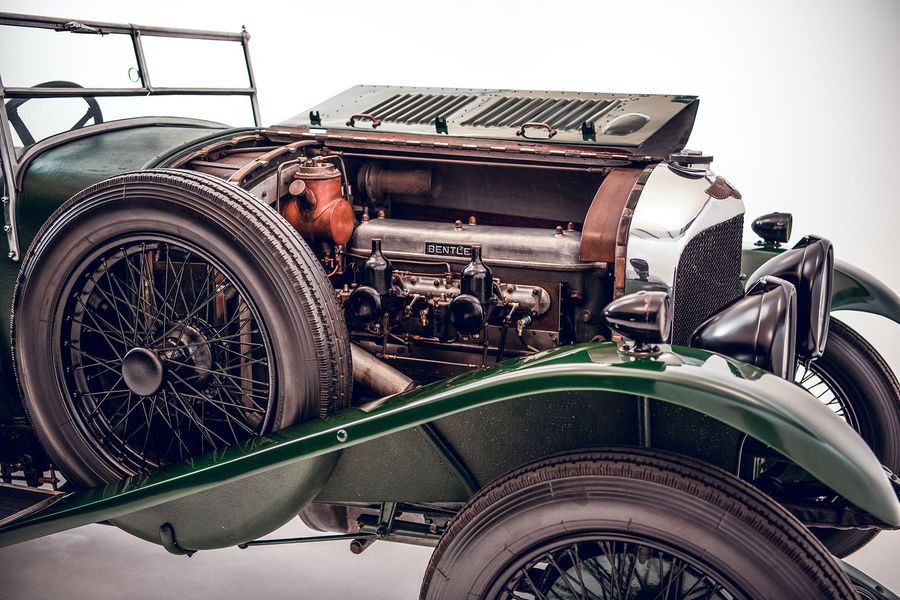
<box><xmin>0</xmin><ymin>11</ymin><xmax>261</xmax><ymax>261</ymax></box>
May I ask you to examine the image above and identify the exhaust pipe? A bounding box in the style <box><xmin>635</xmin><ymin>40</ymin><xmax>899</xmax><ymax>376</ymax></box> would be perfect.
<box><xmin>298</xmin><ymin>345</ymin><xmax>423</xmax><ymax>547</ymax></box>
<box><xmin>350</xmin><ymin>343</ymin><xmax>416</xmax><ymax>397</ymax></box>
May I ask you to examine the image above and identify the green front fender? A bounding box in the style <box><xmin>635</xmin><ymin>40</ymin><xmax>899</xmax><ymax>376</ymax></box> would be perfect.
<box><xmin>1</xmin><ymin>343</ymin><xmax>898</xmax><ymax>548</ymax></box>
<box><xmin>744</xmin><ymin>247</ymin><xmax>900</xmax><ymax>324</ymax></box>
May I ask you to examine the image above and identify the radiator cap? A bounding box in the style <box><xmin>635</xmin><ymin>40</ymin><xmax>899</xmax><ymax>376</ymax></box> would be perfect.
<box><xmin>669</xmin><ymin>149</ymin><xmax>713</xmax><ymax>166</ymax></box>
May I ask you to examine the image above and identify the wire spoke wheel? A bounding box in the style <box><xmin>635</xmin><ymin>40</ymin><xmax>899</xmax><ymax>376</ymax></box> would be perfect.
<box><xmin>60</xmin><ymin>238</ymin><xmax>273</xmax><ymax>472</ymax></box>
<box><xmin>794</xmin><ymin>360</ymin><xmax>855</xmax><ymax>428</ymax></box>
<box><xmin>422</xmin><ymin>450</ymin><xmax>856</xmax><ymax>599</ymax></box>
<box><xmin>15</xmin><ymin>170</ymin><xmax>351</xmax><ymax>489</ymax></box>
<box><xmin>791</xmin><ymin>318</ymin><xmax>900</xmax><ymax>558</ymax></box>
<box><xmin>495</xmin><ymin>537</ymin><xmax>737</xmax><ymax>600</ymax></box>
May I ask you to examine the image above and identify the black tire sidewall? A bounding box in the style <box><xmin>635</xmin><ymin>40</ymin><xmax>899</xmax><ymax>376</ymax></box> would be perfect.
<box><xmin>808</xmin><ymin>318</ymin><xmax>900</xmax><ymax>556</ymax></box>
<box><xmin>14</xmin><ymin>172</ymin><xmax>345</xmax><ymax>487</ymax></box>
<box><xmin>811</xmin><ymin>319</ymin><xmax>900</xmax><ymax>470</ymax></box>
<box><xmin>424</xmin><ymin>450</ymin><xmax>854</xmax><ymax>599</ymax></box>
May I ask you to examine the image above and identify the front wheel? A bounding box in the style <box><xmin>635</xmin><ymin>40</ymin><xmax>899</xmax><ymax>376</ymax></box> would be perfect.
<box><xmin>796</xmin><ymin>318</ymin><xmax>900</xmax><ymax>557</ymax></box>
<box><xmin>421</xmin><ymin>449</ymin><xmax>855</xmax><ymax>599</ymax></box>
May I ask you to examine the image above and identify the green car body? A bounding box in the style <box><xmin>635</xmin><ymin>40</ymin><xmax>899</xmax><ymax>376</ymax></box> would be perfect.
<box><xmin>3</xmin><ymin>123</ymin><xmax>898</xmax><ymax>424</ymax></box>
<box><xmin>1</xmin><ymin>103</ymin><xmax>899</xmax><ymax>546</ymax></box>
<box><xmin>2</xmin><ymin>341</ymin><xmax>898</xmax><ymax>548</ymax></box>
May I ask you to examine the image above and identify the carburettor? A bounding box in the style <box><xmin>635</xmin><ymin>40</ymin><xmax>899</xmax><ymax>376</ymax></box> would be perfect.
<box><xmin>280</xmin><ymin>156</ymin><xmax>355</xmax><ymax>247</ymax></box>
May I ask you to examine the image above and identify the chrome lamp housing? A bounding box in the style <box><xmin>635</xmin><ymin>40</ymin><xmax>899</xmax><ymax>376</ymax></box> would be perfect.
<box><xmin>603</xmin><ymin>290</ymin><xmax>672</xmax><ymax>353</ymax></box>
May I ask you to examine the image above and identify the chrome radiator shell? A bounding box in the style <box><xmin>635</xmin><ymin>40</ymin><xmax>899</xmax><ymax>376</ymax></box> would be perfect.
<box><xmin>624</xmin><ymin>162</ymin><xmax>746</xmax><ymax>343</ymax></box>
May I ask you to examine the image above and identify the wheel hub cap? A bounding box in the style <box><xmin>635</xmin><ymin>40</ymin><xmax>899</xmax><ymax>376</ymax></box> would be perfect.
<box><xmin>122</xmin><ymin>348</ymin><xmax>165</xmax><ymax>397</ymax></box>
<box><xmin>59</xmin><ymin>239</ymin><xmax>274</xmax><ymax>471</ymax></box>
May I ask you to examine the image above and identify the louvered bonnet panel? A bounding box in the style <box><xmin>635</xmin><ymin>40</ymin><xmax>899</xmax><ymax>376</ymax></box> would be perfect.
<box><xmin>283</xmin><ymin>86</ymin><xmax>698</xmax><ymax>151</ymax></box>
<box><xmin>460</xmin><ymin>97</ymin><xmax>621</xmax><ymax>131</ymax></box>
<box><xmin>362</xmin><ymin>92</ymin><xmax>478</xmax><ymax>125</ymax></box>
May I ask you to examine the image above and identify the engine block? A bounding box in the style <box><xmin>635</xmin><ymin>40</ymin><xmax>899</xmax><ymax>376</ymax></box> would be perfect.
<box><xmin>342</xmin><ymin>216</ymin><xmax>610</xmax><ymax>380</ymax></box>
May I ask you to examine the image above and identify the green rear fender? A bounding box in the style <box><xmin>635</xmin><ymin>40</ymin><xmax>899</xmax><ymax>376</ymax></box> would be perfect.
<box><xmin>743</xmin><ymin>247</ymin><xmax>900</xmax><ymax>324</ymax></box>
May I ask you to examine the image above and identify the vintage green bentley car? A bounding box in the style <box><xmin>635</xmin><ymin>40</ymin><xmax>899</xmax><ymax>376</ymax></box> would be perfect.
<box><xmin>1</xmin><ymin>12</ymin><xmax>899</xmax><ymax>599</ymax></box>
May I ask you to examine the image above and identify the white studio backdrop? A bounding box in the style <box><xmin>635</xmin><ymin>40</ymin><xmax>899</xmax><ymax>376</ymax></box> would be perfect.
<box><xmin>0</xmin><ymin>0</ymin><xmax>898</xmax><ymax>597</ymax></box>
<box><xmin>2</xmin><ymin>0</ymin><xmax>897</xmax><ymax>290</ymax></box>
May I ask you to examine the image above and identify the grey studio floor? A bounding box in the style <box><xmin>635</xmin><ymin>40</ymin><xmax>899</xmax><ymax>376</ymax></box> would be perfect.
<box><xmin>0</xmin><ymin>519</ymin><xmax>897</xmax><ymax>599</ymax></box>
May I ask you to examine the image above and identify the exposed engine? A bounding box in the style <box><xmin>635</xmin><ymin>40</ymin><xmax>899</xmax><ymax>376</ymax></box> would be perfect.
<box><xmin>180</xmin><ymin>132</ymin><xmax>744</xmax><ymax>388</ymax></box>
<box><xmin>341</xmin><ymin>156</ymin><xmax>637</xmax><ymax>386</ymax></box>
<box><xmin>343</xmin><ymin>212</ymin><xmax>591</xmax><ymax>380</ymax></box>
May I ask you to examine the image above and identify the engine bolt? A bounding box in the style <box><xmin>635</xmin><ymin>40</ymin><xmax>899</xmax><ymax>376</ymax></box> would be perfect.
<box><xmin>454</xmin><ymin>219</ymin><xmax>463</xmax><ymax>230</ymax></box>
<box><xmin>567</xmin><ymin>222</ymin><xmax>575</xmax><ymax>231</ymax></box>
<box><xmin>581</xmin><ymin>310</ymin><xmax>592</xmax><ymax>322</ymax></box>
<box><xmin>361</xmin><ymin>212</ymin><xmax>370</xmax><ymax>222</ymax></box>
<box><xmin>377</xmin><ymin>210</ymin><xmax>385</xmax><ymax>219</ymax></box>
<box><xmin>468</xmin><ymin>215</ymin><xmax>477</xmax><ymax>225</ymax></box>
<box><xmin>555</xmin><ymin>225</ymin><xmax>564</xmax><ymax>236</ymax></box>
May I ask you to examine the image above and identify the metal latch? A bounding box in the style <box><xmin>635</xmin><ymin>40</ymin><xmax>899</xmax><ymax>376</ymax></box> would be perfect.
<box><xmin>2</xmin><ymin>194</ymin><xmax>18</xmax><ymax>261</ymax></box>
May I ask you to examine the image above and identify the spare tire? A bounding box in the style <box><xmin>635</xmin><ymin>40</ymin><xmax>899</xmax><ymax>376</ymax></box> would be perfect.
<box><xmin>13</xmin><ymin>169</ymin><xmax>352</xmax><ymax>488</ymax></box>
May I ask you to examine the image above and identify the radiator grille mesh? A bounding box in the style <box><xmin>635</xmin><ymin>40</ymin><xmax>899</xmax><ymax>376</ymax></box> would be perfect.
<box><xmin>671</xmin><ymin>215</ymin><xmax>745</xmax><ymax>345</ymax></box>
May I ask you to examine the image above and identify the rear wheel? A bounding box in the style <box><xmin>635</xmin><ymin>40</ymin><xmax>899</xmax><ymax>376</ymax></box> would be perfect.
<box><xmin>796</xmin><ymin>318</ymin><xmax>900</xmax><ymax>557</ymax></box>
<box><xmin>422</xmin><ymin>449</ymin><xmax>855</xmax><ymax>599</ymax></box>
<box><xmin>13</xmin><ymin>169</ymin><xmax>351</xmax><ymax>487</ymax></box>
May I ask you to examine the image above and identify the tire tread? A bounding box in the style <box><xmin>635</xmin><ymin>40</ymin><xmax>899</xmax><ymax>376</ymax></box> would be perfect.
<box><xmin>422</xmin><ymin>448</ymin><xmax>855</xmax><ymax>599</ymax></box>
<box><xmin>12</xmin><ymin>169</ymin><xmax>351</xmax><ymax>484</ymax></box>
